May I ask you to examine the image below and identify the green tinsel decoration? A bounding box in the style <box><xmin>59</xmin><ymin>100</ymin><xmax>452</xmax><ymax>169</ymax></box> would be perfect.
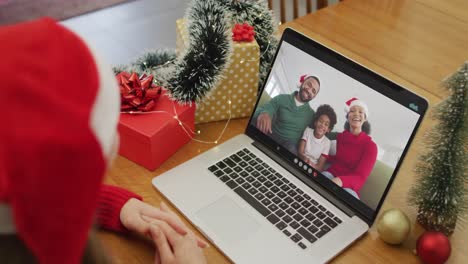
<box><xmin>163</xmin><ymin>0</ymin><xmax>233</xmax><ymax>103</ymax></box>
<box><xmin>133</xmin><ymin>50</ymin><xmax>176</xmax><ymax>72</ymax></box>
<box><xmin>163</xmin><ymin>0</ymin><xmax>277</xmax><ymax>102</ymax></box>
<box><xmin>117</xmin><ymin>0</ymin><xmax>277</xmax><ymax>103</ymax></box>
<box><xmin>113</xmin><ymin>50</ymin><xmax>176</xmax><ymax>76</ymax></box>
<box><xmin>408</xmin><ymin>62</ymin><xmax>468</xmax><ymax>235</ymax></box>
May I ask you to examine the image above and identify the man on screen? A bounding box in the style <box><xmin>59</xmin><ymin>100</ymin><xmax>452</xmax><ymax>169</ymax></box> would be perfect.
<box><xmin>253</xmin><ymin>74</ymin><xmax>320</xmax><ymax>154</ymax></box>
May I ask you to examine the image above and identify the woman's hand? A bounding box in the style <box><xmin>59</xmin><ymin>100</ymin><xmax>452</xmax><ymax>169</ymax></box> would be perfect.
<box><xmin>331</xmin><ymin>177</ymin><xmax>343</xmax><ymax>187</ymax></box>
<box><xmin>307</xmin><ymin>160</ymin><xmax>316</xmax><ymax>168</ymax></box>
<box><xmin>150</xmin><ymin>220</ymin><xmax>207</xmax><ymax>264</ymax></box>
<box><xmin>120</xmin><ymin>199</ymin><xmax>207</xmax><ymax>248</ymax></box>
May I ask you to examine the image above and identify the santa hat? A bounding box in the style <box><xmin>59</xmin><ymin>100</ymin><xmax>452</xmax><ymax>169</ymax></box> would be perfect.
<box><xmin>299</xmin><ymin>74</ymin><xmax>320</xmax><ymax>86</ymax></box>
<box><xmin>0</xmin><ymin>18</ymin><xmax>119</xmax><ymax>264</ymax></box>
<box><xmin>345</xmin><ymin>97</ymin><xmax>369</xmax><ymax>118</ymax></box>
<box><xmin>299</xmin><ymin>74</ymin><xmax>309</xmax><ymax>83</ymax></box>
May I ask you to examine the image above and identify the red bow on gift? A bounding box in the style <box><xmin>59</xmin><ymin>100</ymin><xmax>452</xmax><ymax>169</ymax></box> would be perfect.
<box><xmin>232</xmin><ymin>23</ymin><xmax>255</xmax><ymax>42</ymax></box>
<box><xmin>117</xmin><ymin>72</ymin><xmax>162</xmax><ymax>112</ymax></box>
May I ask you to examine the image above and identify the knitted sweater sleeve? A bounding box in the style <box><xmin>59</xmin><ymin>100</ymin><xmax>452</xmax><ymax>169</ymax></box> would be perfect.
<box><xmin>338</xmin><ymin>141</ymin><xmax>378</xmax><ymax>192</ymax></box>
<box><xmin>95</xmin><ymin>184</ymin><xmax>142</xmax><ymax>232</ymax></box>
<box><xmin>253</xmin><ymin>94</ymin><xmax>282</xmax><ymax>120</ymax></box>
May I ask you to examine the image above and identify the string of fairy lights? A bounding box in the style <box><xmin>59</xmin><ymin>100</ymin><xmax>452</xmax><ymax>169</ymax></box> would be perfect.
<box><xmin>117</xmin><ymin>1</ymin><xmax>279</xmax><ymax>144</ymax></box>
<box><xmin>121</xmin><ymin>97</ymin><xmax>233</xmax><ymax>145</ymax></box>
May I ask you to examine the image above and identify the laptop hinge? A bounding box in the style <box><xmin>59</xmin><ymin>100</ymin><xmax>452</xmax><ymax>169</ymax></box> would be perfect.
<box><xmin>252</xmin><ymin>140</ymin><xmax>358</xmax><ymax>219</ymax></box>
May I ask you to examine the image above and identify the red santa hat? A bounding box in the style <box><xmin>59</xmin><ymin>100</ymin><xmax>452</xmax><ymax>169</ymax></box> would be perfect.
<box><xmin>299</xmin><ymin>74</ymin><xmax>309</xmax><ymax>83</ymax></box>
<box><xmin>299</xmin><ymin>74</ymin><xmax>321</xmax><ymax>86</ymax></box>
<box><xmin>345</xmin><ymin>97</ymin><xmax>369</xmax><ymax>118</ymax></box>
<box><xmin>0</xmin><ymin>18</ymin><xmax>119</xmax><ymax>263</ymax></box>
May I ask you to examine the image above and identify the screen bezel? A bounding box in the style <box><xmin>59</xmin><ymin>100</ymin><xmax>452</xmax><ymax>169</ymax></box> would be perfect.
<box><xmin>245</xmin><ymin>28</ymin><xmax>428</xmax><ymax>225</ymax></box>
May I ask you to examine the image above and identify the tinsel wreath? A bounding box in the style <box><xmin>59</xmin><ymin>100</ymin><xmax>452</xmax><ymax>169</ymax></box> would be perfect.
<box><xmin>115</xmin><ymin>0</ymin><xmax>277</xmax><ymax>103</ymax></box>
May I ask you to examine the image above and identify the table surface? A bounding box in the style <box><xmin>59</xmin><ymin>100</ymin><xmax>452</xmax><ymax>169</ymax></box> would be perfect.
<box><xmin>98</xmin><ymin>0</ymin><xmax>468</xmax><ymax>263</ymax></box>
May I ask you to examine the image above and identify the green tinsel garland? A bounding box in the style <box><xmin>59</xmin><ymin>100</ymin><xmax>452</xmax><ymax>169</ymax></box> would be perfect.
<box><xmin>163</xmin><ymin>0</ymin><xmax>233</xmax><ymax>103</ymax></box>
<box><xmin>113</xmin><ymin>49</ymin><xmax>176</xmax><ymax>77</ymax></box>
<box><xmin>115</xmin><ymin>0</ymin><xmax>277</xmax><ymax>103</ymax></box>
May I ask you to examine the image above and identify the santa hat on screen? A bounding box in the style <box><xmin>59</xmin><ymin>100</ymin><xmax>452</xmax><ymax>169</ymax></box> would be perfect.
<box><xmin>345</xmin><ymin>97</ymin><xmax>369</xmax><ymax>118</ymax></box>
<box><xmin>299</xmin><ymin>74</ymin><xmax>320</xmax><ymax>84</ymax></box>
<box><xmin>0</xmin><ymin>18</ymin><xmax>119</xmax><ymax>264</ymax></box>
<box><xmin>299</xmin><ymin>74</ymin><xmax>309</xmax><ymax>83</ymax></box>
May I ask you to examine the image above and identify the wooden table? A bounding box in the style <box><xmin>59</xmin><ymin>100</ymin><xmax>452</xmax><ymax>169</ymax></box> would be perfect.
<box><xmin>99</xmin><ymin>0</ymin><xmax>468</xmax><ymax>263</ymax></box>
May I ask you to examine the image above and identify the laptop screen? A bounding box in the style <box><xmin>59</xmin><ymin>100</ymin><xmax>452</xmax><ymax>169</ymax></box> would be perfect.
<box><xmin>246</xmin><ymin>28</ymin><xmax>427</xmax><ymax>223</ymax></box>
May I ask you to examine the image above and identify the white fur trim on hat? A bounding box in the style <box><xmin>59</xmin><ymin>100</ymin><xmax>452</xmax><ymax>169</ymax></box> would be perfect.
<box><xmin>345</xmin><ymin>97</ymin><xmax>369</xmax><ymax>118</ymax></box>
<box><xmin>87</xmin><ymin>44</ymin><xmax>120</xmax><ymax>161</ymax></box>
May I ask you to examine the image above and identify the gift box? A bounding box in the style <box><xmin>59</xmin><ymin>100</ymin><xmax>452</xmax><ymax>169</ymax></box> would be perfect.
<box><xmin>118</xmin><ymin>89</ymin><xmax>195</xmax><ymax>171</ymax></box>
<box><xmin>176</xmin><ymin>19</ymin><xmax>260</xmax><ymax>123</ymax></box>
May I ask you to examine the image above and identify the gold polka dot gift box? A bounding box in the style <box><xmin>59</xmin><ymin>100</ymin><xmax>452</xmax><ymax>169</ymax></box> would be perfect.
<box><xmin>176</xmin><ymin>19</ymin><xmax>260</xmax><ymax>124</ymax></box>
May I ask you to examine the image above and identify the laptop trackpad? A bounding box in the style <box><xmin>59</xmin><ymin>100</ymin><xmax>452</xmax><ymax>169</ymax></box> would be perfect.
<box><xmin>195</xmin><ymin>195</ymin><xmax>260</xmax><ymax>245</ymax></box>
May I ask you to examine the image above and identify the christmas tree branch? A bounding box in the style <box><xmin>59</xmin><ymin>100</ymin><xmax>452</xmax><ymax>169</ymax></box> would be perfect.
<box><xmin>408</xmin><ymin>62</ymin><xmax>467</xmax><ymax>234</ymax></box>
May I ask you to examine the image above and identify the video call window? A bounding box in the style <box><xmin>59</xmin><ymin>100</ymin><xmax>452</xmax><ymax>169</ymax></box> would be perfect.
<box><xmin>251</xmin><ymin>42</ymin><xmax>420</xmax><ymax>210</ymax></box>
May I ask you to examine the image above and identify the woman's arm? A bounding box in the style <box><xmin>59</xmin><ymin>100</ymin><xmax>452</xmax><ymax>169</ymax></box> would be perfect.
<box><xmin>316</xmin><ymin>139</ymin><xmax>331</xmax><ymax>171</ymax></box>
<box><xmin>96</xmin><ymin>185</ymin><xmax>207</xmax><ymax>248</ymax></box>
<box><xmin>96</xmin><ymin>184</ymin><xmax>142</xmax><ymax>232</ymax></box>
<box><xmin>297</xmin><ymin>139</ymin><xmax>309</xmax><ymax>163</ymax></box>
<box><xmin>337</xmin><ymin>141</ymin><xmax>378</xmax><ymax>191</ymax></box>
<box><xmin>315</xmin><ymin>155</ymin><xmax>327</xmax><ymax>172</ymax></box>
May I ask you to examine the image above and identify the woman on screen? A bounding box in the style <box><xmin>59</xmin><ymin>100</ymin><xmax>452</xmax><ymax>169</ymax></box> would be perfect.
<box><xmin>321</xmin><ymin>98</ymin><xmax>377</xmax><ymax>199</ymax></box>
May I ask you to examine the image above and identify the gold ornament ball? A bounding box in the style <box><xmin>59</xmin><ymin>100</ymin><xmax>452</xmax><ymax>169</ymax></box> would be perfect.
<box><xmin>377</xmin><ymin>208</ymin><xmax>411</xmax><ymax>245</ymax></box>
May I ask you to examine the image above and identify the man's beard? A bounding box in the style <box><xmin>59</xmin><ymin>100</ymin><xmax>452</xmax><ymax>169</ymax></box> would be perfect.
<box><xmin>298</xmin><ymin>88</ymin><xmax>312</xmax><ymax>103</ymax></box>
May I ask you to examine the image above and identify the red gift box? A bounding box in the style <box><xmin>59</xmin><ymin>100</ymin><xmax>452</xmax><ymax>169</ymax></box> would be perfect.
<box><xmin>118</xmin><ymin>90</ymin><xmax>195</xmax><ymax>170</ymax></box>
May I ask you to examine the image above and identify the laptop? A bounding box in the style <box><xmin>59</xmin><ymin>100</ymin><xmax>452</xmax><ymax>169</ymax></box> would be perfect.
<box><xmin>152</xmin><ymin>28</ymin><xmax>428</xmax><ymax>263</ymax></box>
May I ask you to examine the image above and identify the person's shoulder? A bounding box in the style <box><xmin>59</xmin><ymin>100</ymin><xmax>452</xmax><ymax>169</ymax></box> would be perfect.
<box><xmin>274</xmin><ymin>93</ymin><xmax>292</xmax><ymax>99</ymax></box>
<box><xmin>367</xmin><ymin>137</ymin><xmax>377</xmax><ymax>148</ymax></box>
<box><xmin>303</xmin><ymin>127</ymin><xmax>313</xmax><ymax>136</ymax></box>
<box><xmin>336</xmin><ymin>131</ymin><xmax>347</xmax><ymax>140</ymax></box>
<box><xmin>362</xmin><ymin>134</ymin><xmax>377</xmax><ymax>150</ymax></box>
<box><xmin>268</xmin><ymin>93</ymin><xmax>290</xmax><ymax>103</ymax></box>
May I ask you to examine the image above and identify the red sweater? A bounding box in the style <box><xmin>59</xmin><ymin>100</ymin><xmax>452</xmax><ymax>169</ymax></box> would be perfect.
<box><xmin>326</xmin><ymin>130</ymin><xmax>377</xmax><ymax>195</ymax></box>
<box><xmin>95</xmin><ymin>184</ymin><xmax>142</xmax><ymax>232</ymax></box>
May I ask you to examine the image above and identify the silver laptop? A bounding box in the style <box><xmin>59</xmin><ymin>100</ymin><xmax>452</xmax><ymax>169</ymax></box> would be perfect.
<box><xmin>152</xmin><ymin>28</ymin><xmax>427</xmax><ymax>263</ymax></box>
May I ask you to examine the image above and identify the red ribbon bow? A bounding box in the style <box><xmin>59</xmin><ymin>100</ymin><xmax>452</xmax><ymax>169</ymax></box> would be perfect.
<box><xmin>117</xmin><ymin>72</ymin><xmax>162</xmax><ymax>112</ymax></box>
<box><xmin>232</xmin><ymin>23</ymin><xmax>255</xmax><ymax>42</ymax></box>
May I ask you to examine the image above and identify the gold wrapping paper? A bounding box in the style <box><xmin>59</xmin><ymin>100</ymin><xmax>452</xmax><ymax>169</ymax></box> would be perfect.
<box><xmin>176</xmin><ymin>19</ymin><xmax>260</xmax><ymax>123</ymax></box>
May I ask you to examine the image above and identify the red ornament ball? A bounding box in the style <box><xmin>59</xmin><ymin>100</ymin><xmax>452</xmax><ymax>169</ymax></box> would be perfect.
<box><xmin>416</xmin><ymin>231</ymin><xmax>451</xmax><ymax>264</ymax></box>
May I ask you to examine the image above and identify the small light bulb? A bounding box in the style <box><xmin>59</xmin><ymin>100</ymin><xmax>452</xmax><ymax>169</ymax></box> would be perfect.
<box><xmin>197</xmin><ymin>130</ymin><xmax>201</xmax><ymax>134</ymax></box>
<box><xmin>228</xmin><ymin>100</ymin><xmax>231</xmax><ymax>104</ymax></box>
<box><xmin>214</xmin><ymin>141</ymin><xmax>218</xmax><ymax>144</ymax></box>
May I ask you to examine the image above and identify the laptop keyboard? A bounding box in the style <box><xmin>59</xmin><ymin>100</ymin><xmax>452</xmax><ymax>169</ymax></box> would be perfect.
<box><xmin>207</xmin><ymin>148</ymin><xmax>342</xmax><ymax>250</ymax></box>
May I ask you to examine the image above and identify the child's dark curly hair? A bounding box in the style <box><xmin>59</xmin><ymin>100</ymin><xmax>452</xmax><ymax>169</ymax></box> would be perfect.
<box><xmin>310</xmin><ymin>104</ymin><xmax>337</xmax><ymax>131</ymax></box>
